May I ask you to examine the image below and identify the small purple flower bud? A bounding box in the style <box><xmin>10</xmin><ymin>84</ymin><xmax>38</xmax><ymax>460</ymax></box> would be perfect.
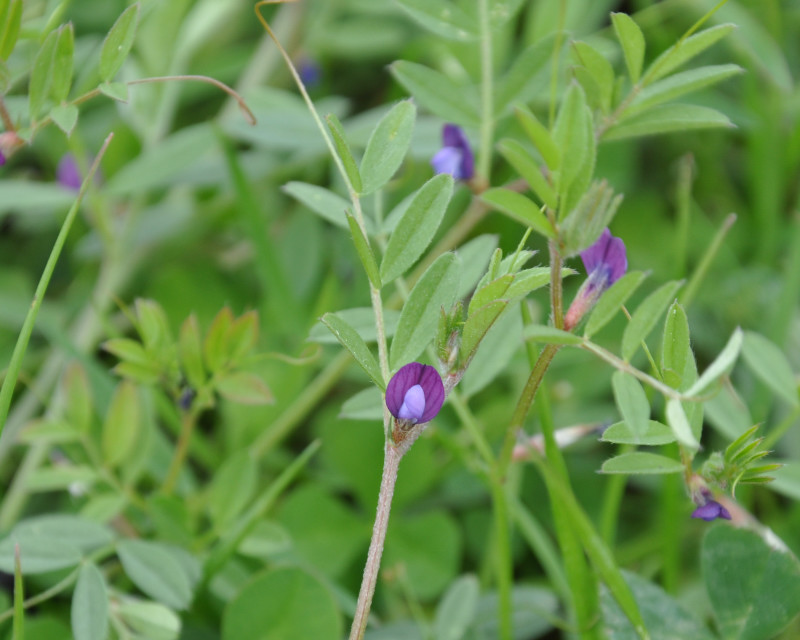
<box><xmin>386</xmin><ymin>362</ymin><xmax>445</xmax><ymax>425</ymax></box>
<box><xmin>564</xmin><ymin>228</ymin><xmax>627</xmax><ymax>330</ymax></box>
<box><xmin>691</xmin><ymin>500</ymin><xmax>732</xmax><ymax>522</ymax></box>
<box><xmin>431</xmin><ymin>124</ymin><xmax>474</xmax><ymax>181</ymax></box>
<box><xmin>57</xmin><ymin>154</ymin><xmax>82</xmax><ymax>191</ymax></box>
<box><xmin>0</xmin><ymin>150</ymin><xmax>5</xmax><ymax>166</ymax></box>
<box><xmin>298</xmin><ymin>58</ymin><xmax>321</xmax><ymax>88</ymax></box>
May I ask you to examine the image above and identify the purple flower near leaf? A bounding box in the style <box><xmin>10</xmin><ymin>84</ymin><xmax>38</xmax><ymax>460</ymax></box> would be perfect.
<box><xmin>691</xmin><ymin>500</ymin><xmax>732</xmax><ymax>522</ymax></box>
<box><xmin>386</xmin><ymin>362</ymin><xmax>444</xmax><ymax>424</ymax></box>
<box><xmin>431</xmin><ymin>124</ymin><xmax>474</xmax><ymax>181</ymax></box>
<box><xmin>564</xmin><ymin>228</ymin><xmax>627</xmax><ymax>330</ymax></box>
<box><xmin>57</xmin><ymin>154</ymin><xmax>82</xmax><ymax>191</ymax></box>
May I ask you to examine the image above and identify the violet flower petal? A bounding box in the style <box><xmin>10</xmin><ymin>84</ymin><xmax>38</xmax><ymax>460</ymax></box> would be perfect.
<box><xmin>691</xmin><ymin>500</ymin><xmax>732</xmax><ymax>521</ymax></box>
<box><xmin>432</xmin><ymin>124</ymin><xmax>474</xmax><ymax>180</ymax></box>
<box><xmin>431</xmin><ymin>147</ymin><xmax>463</xmax><ymax>178</ymax></box>
<box><xmin>398</xmin><ymin>384</ymin><xmax>425</xmax><ymax>421</ymax></box>
<box><xmin>57</xmin><ymin>154</ymin><xmax>82</xmax><ymax>191</ymax></box>
<box><xmin>386</xmin><ymin>362</ymin><xmax>445</xmax><ymax>424</ymax></box>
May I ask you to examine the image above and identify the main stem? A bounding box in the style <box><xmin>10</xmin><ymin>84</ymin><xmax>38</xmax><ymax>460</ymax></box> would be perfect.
<box><xmin>349</xmin><ymin>442</ymin><xmax>402</xmax><ymax>640</ymax></box>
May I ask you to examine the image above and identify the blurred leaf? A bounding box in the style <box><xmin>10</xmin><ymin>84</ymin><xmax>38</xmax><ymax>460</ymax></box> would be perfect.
<box><xmin>283</xmin><ymin>181</ymin><xmax>351</xmax><ymax>230</ymax></box>
<box><xmin>584</xmin><ymin>271</ymin><xmax>648</xmax><ymax>339</ymax></box>
<box><xmin>601</xmin><ymin>420</ymin><xmax>676</xmax><ymax>446</ymax></box>
<box><xmin>703</xmin><ymin>525</ymin><xmax>800</xmax><ymax>640</ymax></box>
<box><xmin>26</xmin><ymin>465</ymin><xmax>98</xmax><ymax>492</ymax></box>
<box><xmin>433</xmin><ymin>575</ymin><xmax>479</xmax><ymax>640</ymax></box>
<box><xmin>611</xmin><ymin>12</ymin><xmax>645</xmax><ymax>84</ymax></box>
<box><xmin>606</xmin><ymin>104</ymin><xmax>733</xmax><ymax>141</ymax></box>
<box><xmin>135</xmin><ymin>298</ymin><xmax>172</xmax><ymax>352</ymax></box>
<box><xmin>117</xmin><ymin>540</ymin><xmax>193</xmax><ymax>610</ymax></box>
<box><xmin>360</xmin><ymin>100</ymin><xmax>416</xmax><ymax>194</ymax></box>
<box><xmin>454</xmin><ymin>234</ymin><xmax>499</xmax><ymax>299</ymax></box>
<box><xmin>208</xmin><ymin>451</ymin><xmax>257</xmax><ymax>530</ymax></box>
<box><xmin>19</xmin><ymin>419</ymin><xmax>81</xmax><ymax>445</ymax></box>
<box><xmin>497</xmin><ymin>138</ymin><xmax>560</xmax><ymax>211</ymax></box>
<box><xmin>226</xmin><ymin>311</ymin><xmax>259</xmax><ymax>365</ymax></box>
<box><xmin>50</xmin><ymin>104</ymin><xmax>79</xmax><ymax>136</ymax></box>
<box><xmin>645</xmin><ymin>23</ymin><xmax>736</xmax><ymax>84</ymax></box>
<box><xmin>99</xmin><ymin>3</ymin><xmax>140</xmax><ymax>82</ymax></box>
<box><xmin>552</xmin><ymin>82</ymin><xmax>591</xmax><ymax>200</ymax></box>
<box><xmin>222</xmin><ymin>567</ymin><xmax>342</xmax><ymax>640</ymax></box>
<box><xmin>321</xmin><ymin>312</ymin><xmax>384</xmax><ymax>389</ymax></box>
<box><xmin>71</xmin><ymin>563</ymin><xmax>109</xmax><ymax>640</ymax></box>
<box><xmin>179</xmin><ymin>315</ymin><xmax>206</xmax><ymax>389</ymax></box>
<box><xmin>495</xmin><ymin>35</ymin><xmax>554</xmax><ymax>114</ymax></box>
<box><xmin>612</xmin><ymin>371</ymin><xmax>650</xmax><ymax>443</ymax></box>
<box><xmin>309</xmin><ymin>308</ymin><xmax>400</xmax><ymax>344</ymax></box>
<box><xmin>0</xmin><ymin>180</ymin><xmax>75</xmax><ymax>213</ymax></box>
<box><xmin>326</xmin><ymin>113</ymin><xmax>363</xmax><ymax>192</ymax></box>
<box><xmin>98</xmin><ymin>81</ymin><xmax>128</xmax><ymax>102</ymax></box>
<box><xmin>661</xmin><ymin>301</ymin><xmax>691</xmax><ymax>389</ymax></box>
<box><xmin>13</xmin><ymin>541</ymin><xmax>23</xmax><ymax>640</ymax></box>
<box><xmin>0</xmin><ymin>537</ymin><xmax>81</xmax><ymax>574</ymax></box>
<box><xmin>0</xmin><ymin>0</ymin><xmax>22</xmax><ymax>61</ymax></box>
<box><xmin>601</xmin><ymin>452</ymin><xmax>684</xmax><ymax>475</ymax></box>
<box><xmin>204</xmin><ymin>307</ymin><xmax>233</xmax><ymax>373</ymax></box>
<box><xmin>102</xmin><ymin>381</ymin><xmax>141</xmax><ymax>468</ymax></box>
<box><xmin>64</xmin><ymin>363</ymin><xmax>93</xmax><ymax>433</ymax></box>
<box><xmin>29</xmin><ymin>28</ymin><xmax>60</xmax><ymax>119</ymax></box>
<box><xmin>116</xmin><ymin>601</ymin><xmax>180</xmax><ymax>640</ymax></box>
<box><xmin>514</xmin><ymin>105</ymin><xmax>560</xmax><ymax>171</ymax></box>
<box><xmin>390</xmin><ymin>252</ymin><xmax>461</xmax><ymax>368</ymax></box>
<box><xmin>390</xmin><ymin>61</ymin><xmax>480</xmax><ymax>127</ymax></box>
<box><xmin>666</xmin><ymin>398</ymin><xmax>699</xmax><ymax>450</ymax></box>
<box><xmin>629</xmin><ymin>64</ymin><xmax>743</xmax><ymax>115</ymax></box>
<box><xmin>686</xmin><ymin>328</ymin><xmax>743</xmax><ymax>397</ymax></box>
<box><xmin>12</xmin><ymin>515</ymin><xmax>113</xmax><ymax>553</ymax></box>
<box><xmin>462</xmin><ymin>307</ymin><xmax>522</xmax><ymax>396</ymax></box>
<box><xmin>741</xmin><ymin>331</ymin><xmax>799</xmax><ymax>407</ymax></box>
<box><xmin>50</xmin><ymin>24</ymin><xmax>74</xmax><ymax>104</ymax></box>
<box><xmin>622</xmin><ymin>280</ymin><xmax>682</xmax><ymax>361</ymax></box>
<box><xmin>395</xmin><ymin>0</ymin><xmax>477</xmax><ymax>40</ymax></box>
<box><xmin>572</xmin><ymin>40</ymin><xmax>614</xmax><ymax>113</ymax></box>
<box><xmin>339</xmin><ymin>387</ymin><xmax>384</xmax><ymax>420</ymax></box>
<box><xmin>471</xmin><ymin>586</ymin><xmax>557</xmax><ymax>639</ymax></box>
<box><xmin>524</xmin><ymin>325</ymin><xmax>583</xmax><ymax>345</ymax></box>
<box><xmin>347</xmin><ymin>211</ymin><xmax>382</xmax><ymax>289</ymax></box>
<box><xmin>482</xmin><ymin>186</ymin><xmax>555</xmax><ymax>236</ymax></box>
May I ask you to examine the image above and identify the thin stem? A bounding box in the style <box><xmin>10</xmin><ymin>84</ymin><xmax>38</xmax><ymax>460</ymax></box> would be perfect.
<box><xmin>477</xmin><ymin>0</ymin><xmax>494</xmax><ymax>182</ymax></box>
<box><xmin>162</xmin><ymin>409</ymin><xmax>198</xmax><ymax>494</ymax></box>
<box><xmin>679</xmin><ymin>213</ymin><xmax>736</xmax><ymax>308</ymax></box>
<box><xmin>349</xmin><ymin>442</ymin><xmax>402</xmax><ymax>640</ymax></box>
<box><xmin>549</xmin><ymin>239</ymin><xmax>565</xmax><ymax>329</ymax></box>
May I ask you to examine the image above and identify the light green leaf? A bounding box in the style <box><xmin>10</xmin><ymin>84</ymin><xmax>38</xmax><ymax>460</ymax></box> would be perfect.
<box><xmin>71</xmin><ymin>563</ymin><xmax>109</xmax><ymax>640</ymax></box>
<box><xmin>686</xmin><ymin>328</ymin><xmax>743</xmax><ymax>397</ymax></box>
<box><xmin>390</xmin><ymin>60</ymin><xmax>480</xmax><ymax>127</ymax></box>
<box><xmin>666</xmin><ymin>398</ymin><xmax>700</xmax><ymax>450</ymax></box>
<box><xmin>629</xmin><ymin>64</ymin><xmax>743</xmax><ymax>115</ymax></box>
<box><xmin>601</xmin><ymin>420</ymin><xmax>676</xmax><ymax>446</ymax></box>
<box><xmin>496</xmin><ymin>138</ymin><xmax>559</xmax><ymax>210</ymax></box>
<box><xmin>339</xmin><ymin>387</ymin><xmax>384</xmax><ymax>421</ymax></box>
<box><xmin>346</xmin><ymin>211</ymin><xmax>381</xmax><ymax>289</ymax></box>
<box><xmin>117</xmin><ymin>601</ymin><xmax>180</xmax><ymax>640</ymax></box>
<box><xmin>99</xmin><ymin>4</ymin><xmax>140</xmax><ymax>82</ymax></box>
<box><xmin>179</xmin><ymin>315</ymin><xmax>205</xmax><ymax>389</ymax></box>
<box><xmin>26</xmin><ymin>465</ymin><xmax>98</xmax><ymax>492</ymax></box>
<box><xmin>601</xmin><ymin>452</ymin><xmax>684</xmax><ymax>475</ymax></box>
<box><xmin>359</xmin><ymin>100</ymin><xmax>416</xmax><ymax>194</ymax></box>
<box><xmin>468</xmin><ymin>275</ymin><xmax>513</xmax><ymax>316</ymax></box>
<box><xmin>283</xmin><ymin>182</ymin><xmax>350</xmax><ymax>229</ymax></box>
<box><xmin>321</xmin><ymin>312</ymin><xmax>384</xmax><ymax>389</ymax></box>
<box><xmin>434</xmin><ymin>575</ymin><xmax>479</xmax><ymax>640</ymax></box>
<box><xmin>208</xmin><ymin>451</ymin><xmax>257</xmax><ymax>530</ymax></box>
<box><xmin>216</xmin><ymin>372</ymin><xmax>274</xmax><ymax>405</ymax></box>
<box><xmin>454</xmin><ymin>234</ymin><xmax>499</xmax><ymax>299</ymax></box>
<box><xmin>102</xmin><ymin>381</ymin><xmax>141</xmax><ymax>468</ymax></box>
<box><xmin>584</xmin><ymin>271</ymin><xmax>648</xmax><ymax>339</ymax></box>
<box><xmin>0</xmin><ymin>537</ymin><xmax>81</xmax><ymax>574</ymax></box>
<box><xmin>661</xmin><ymin>300</ymin><xmax>691</xmax><ymax>389</ymax></box>
<box><xmin>326</xmin><ymin>113</ymin><xmax>362</xmax><ymax>193</ymax></box>
<box><xmin>612</xmin><ymin>371</ymin><xmax>650</xmax><ymax>443</ymax></box>
<box><xmin>741</xmin><ymin>331</ymin><xmax>799</xmax><ymax>407</ymax></box>
<box><xmin>12</xmin><ymin>515</ymin><xmax>113</xmax><ymax>553</ymax></box>
<box><xmin>495</xmin><ymin>35</ymin><xmax>554</xmax><ymax>115</ymax></box>
<box><xmin>395</xmin><ymin>0</ymin><xmax>477</xmax><ymax>40</ymax></box>
<box><xmin>524</xmin><ymin>325</ymin><xmax>583</xmax><ymax>345</ymax></box>
<box><xmin>390</xmin><ymin>253</ymin><xmax>461</xmax><ymax>369</ymax></box>
<box><xmin>98</xmin><ymin>81</ymin><xmax>128</xmax><ymax>102</ymax></box>
<box><xmin>29</xmin><ymin>28</ymin><xmax>60</xmax><ymax>119</ymax></box>
<box><xmin>482</xmin><ymin>185</ymin><xmax>555</xmax><ymax>237</ymax></box>
<box><xmin>0</xmin><ymin>0</ymin><xmax>22</xmax><ymax>61</ymax></box>
<box><xmin>117</xmin><ymin>540</ymin><xmax>193</xmax><ymax>610</ymax></box>
<box><xmin>50</xmin><ymin>24</ymin><xmax>74</xmax><ymax>104</ymax></box>
<box><xmin>380</xmin><ymin>173</ymin><xmax>453</xmax><ymax>283</ymax></box>
<box><xmin>49</xmin><ymin>104</ymin><xmax>79</xmax><ymax>136</ymax></box>
<box><xmin>611</xmin><ymin>12</ymin><xmax>645</xmax><ymax>84</ymax></box>
<box><xmin>572</xmin><ymin>41</ymin><xmax>614</xmax><ymax>113</ymax></box>
<box><xmin>461</xmin><ymin>300</ymin><xmax>508</xmax><ymax>365</ymax></box>
<box><xmin>606</xmin><ymin>104</ymin><xmax>733</xmax><ymax>141</ymax></box>
<box><xmin>309</xmin><ymin>308</ymin><xmax>400</xmax><ymax>344</ymax></box>
<box><xmin>552</xmin><ymin>83</ymin><xmax>591</xmax><ymax>198</ymax></box>
<box><xmin>621</xmin><ymin>280</ymin><xmax>682</xmax><ymax>361</ymax></box>
<box><xmin>644</xmin><ymin>23</ymin><xmax>737</xmax><ymax>85</ymax></box>
<box><xmin>514</xmin><ymin>105</ymin><xmax>560</xmax><ymax>171</ymax></box>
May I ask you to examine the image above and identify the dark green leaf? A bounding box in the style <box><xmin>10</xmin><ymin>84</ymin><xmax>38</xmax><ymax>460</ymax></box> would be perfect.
<box><xmin>497</xmin><ymin>137</ymin><xmax>559</xmax><ymax>208</ymax></box>
<box><xmin>461</xmin><ymin>300</ymin><xmax>508</xmax><ymax>365</ymax></box>
<box><xmin>29</xmin><ymin>29</ymin><xmax>60</xmax><ymax>119</ymax></box>
<box><xmin>50</xmin><ymin>24</ymin><xmax>74</xmax><ymax>104</ymax></box>
<box><xmin>514</xmin><ymin>105</ymin><xmax>560</xmax><ymax>171</ymax></box>
<box><xmin>326</xmin><ymin>113</ymin><xmax>363</xmax><ymax>193</ymax></box>
<box><xmin>321</xmin><ymin>312</ymin><xmax>384</xmax><ymax>389</ymax></box>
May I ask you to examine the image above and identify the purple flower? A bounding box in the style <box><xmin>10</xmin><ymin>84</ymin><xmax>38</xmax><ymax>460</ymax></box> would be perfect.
<box><xmin>386</xmin><ymin>362</ymin><xmax>445</xmax><ymax>424</ymax></box>
<box><xmin>564</xmin><ymin>228</ymin><xmax>627</xmax><ymax>330</ymax></box>
<box><xmin>431</xmin><ymin>124</ymin><xmax>474</xmax><ymax>181</ymax></box>
<box><xmin>691</xmin><ymin>500</ymin><xmax>732</xmax><ymax>522</ymax></box>
<box><xmin>298</xmin><ymin>58</ymin><xmax>321</xmax><ymax>88</ymax></box>
<box><xmin>0</xmin><ymin>150</ymin><xmax>5</xmax><ymax>166</ymax></box>
<box><xmin>57</xmin><ymin>154</ymin><xmax>82</xmax><ymax>191</ymax></box>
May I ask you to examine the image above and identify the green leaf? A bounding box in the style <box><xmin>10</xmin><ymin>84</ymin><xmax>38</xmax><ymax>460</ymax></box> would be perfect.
<box><xmin>390</xmin><ymin>60</ymin><xmax>480</xmax><ymax>127</ymax></box>
<box><xmin>215</xmin><ymin>372</ymin><xmax>274</xmax><ymax>405</ymax></box>
<box><xmin>461</xmin><ymin>305</ymin><xmax>521</xmax><ymax>396</ymax></box>
<box><xmin>63</xmin><ymin>363</ymin><xmax>92</xmax><ymax>433</ymax></box>
<box><xmin>226</xmin><ymin>310</ymin><xmax>259</xmax><ymax>364</ymax></box>
<box><xmin>702</xmin><ymin>525</ymin><xmax>800</xmax><ymax>640</ymax></box>
<box><xmin>102</xmin><ymin>381</ymin><xmax>141</xmax><ymax>468</ymax></box>
<box><xmin>346</xmin><ymin>211</ymin><xmax>381</xmax><ymax>289</ymax></box>
<box><xmin>572</xmin><ymin>41</ymin><xmax>614</xmax><ymax>113</ymax></box>
<box><xmin>524</xmin><ymin>325</ymin><xmax>583</xmax><ymax>345</ymax></box>
<box><xmin>741</xmin><ymin>331</ymin><xmax>799</xmax><ymax>407</ymax></box>
<box><xmin>19</xmin><ymin>419</ymin><xmax>82</xmax><ymax>445</ymax></box>
<box><xmin>98</xmin><ymin>81</ymin><xmax>128</xmax><ymax>102</ymax></box>
<box><xmin>222</xmin><ymin>567</ymin><xmax>342</xmax><ymax>640</ymax></box>
<box><xmin>0</xmin><ymin>0</ymin><xmax>22</xmax><ymax>61</ymax></box>
<box><xmin>116</xmin><ymin>601</ymin><xmax>180</xmax><ymax>640</ymax></box>
<box><xmin>661</xmin><ymin>301</ymin><xmax>691</xmax><ymax>389</ymax></box>
<box><xmin>208</xmin><ymin>451</ymin><xmax>257</xmax><ymax>530</ymax></box>
<box><xmin>552</xmin><ymin>83</ymin><xmax>591</xmax><ymax>199</ymax></box>
<box><xmin>29</xmin><ymin>28</ymin><xmax>60</xmax><ymax>119</ymax></box>
<box><xmin>460</xmin><ymin>300</ymin><xmax>508</xmax><ymax>365</ymax></box>
<box><xmin>612</xmin><ymin>371</ymin><xmax>650</xmax><ymax>443</ymax></box>
<box><xmin>179</xmin><ymin>315</ymin><xmax>205</xmax><ymax>389</ymax></box>
<box><xmin>50</xmin><ymin>23</ymin><xmax>74</xmax><ymax>104</ymax></box>
<box><xmin>339</xmin><ymin>387</ymin><xmax>384</xmax><ymax>421</ymax></box>
<box><xmin>454</xmin><ymin>234</ymin><xmax>499</xmax><ymax>299</ymax></box>
<box><xmin>605</xmin><ymin>103</ymin><xmax>733</xmax><ymax>141</ymax></box>
<box><xmin>325</xmin><ymin>114</ymin><xmax>362</xmax><ymax>193</ymax></box>
<box><xmin>434</xmin><ymin>575</ymin><xmax>479</xmax><ymax>640</ymax></box>
<box><xmin>686</xmin><ymin>328</ymin><xmax>743</xmax><ymax>397</ymax></box>
<box><xmin>494</xmin><ymin>35</ymin><xmax>554</xmax><ymax>115</ymax></box>
<box><xmin>390</xmin><ymin>252</ymin><xmax>461</xmax><ymax>369</ymax></box>
<box><xmin>321</xmin><ymin>312</ymin><xmax>384</xmax><ymax>389</ymax></box>
<box><xmin>0</xmin><ymin>537</ymin><xmax>81</xmax><ymax>574</ymax></box>
<box><xmin>99</xmin><ymin>3</ymin><xmax>140</xmax><ymax>82</ymax></box>
<box><xmin>584</xmin><ymin>271</ymin><xmax>647</xmax><ymax>339</ymax></box>
<box><xmin>26</xmin><ymin>465</ymin><xmax>98</xmax><ymax>492</ymax></box>
<box><xmin>395</xmin><ymin>0</ymin><xmax>477</xmax><ymax>40</ymax></box>
<box><xmin>380</xmin><ymin>173</ymin><xmax>453</xmax><ymax>283</ymax></box>
<box><xmin>283</xmin><ymin>182</ymin><xmax>350</xmax><ymax>229</ymax></box>
<box><xmin>482</xmin><ymin>185</ymin><xmax>555</xmax><ymax>236</ymax></box>
<box><xmin>601</xmin><ymin>420</ymin><xmax>676</xmax><ymax>446</ymax></box>
<box><xmin>468</xmin><ymin>275</ymin><xmax>513</xmax><ymax>315</ymax></box>
<box><xmin>645</xmin><ymin>23</ymin><xmax>737</xmax><ymax>85</ymax></box>
<box><xmin>514</xmin><ymin>105</ymin><xmax>560</xmax><ymax>171</ymax></box>
<box><xmin>203</xmin><ymin>307</ymin><xmax>233</xmax><ymax>373</ymax></box>
<box><xmin>629</xmin><ymin>64</ymin><xmax>743</xmax><ymax>115</ymax></box>
<box><xmin>622</xmin><ymin>280</ymin><xmax>682</xmax><ymax>361</ymax></box>
<box><xmin>309</xmin><ymin>307</ymin><xmax>400</xmax><ymax>344</ymax></box>
<box><xmin>71</xmin><ymin>563</ymin><xmax>109</xmax><ymax>640</ymax></box>
<box><xmin>135</xmin><ymin>298</ymin><xmax>171</xmax><ymax>352</ymax></box>
<box><xmin>359</xmin><ymin>100</ymin><xmax>416</xmax><ymax>194</ymax></box>
<box><xmin>611</xmin><ymin>12</ymin><xmax>645</xmax><ymax>84</ymax></box>
<box><xmin>496</xmin><ymin>138</ymin><xmax>559</xmax><ymax>210</ymax></box>
<box><xmin>666</xmin><ymin>397</ymin><xmax>700</xmax><ymax>450</ymax></box>
<box><xmin>601</xmin><ymin>452</ymin><xmax>684</xmax><ymax>475</ymax></box>
<box><xmin>12</xmin><ymin>515</ymin><xmax>113</xmax><ymax>553</ymax></box>
<box><xmin>117</xmin><ymin>540</ymin><xmax>193</xmax><ymax>610</ymax></box>
<box><xmin>49</xmin><ymin>104</ymin><xmax>79</xmax><ymax>136</ymax></box>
